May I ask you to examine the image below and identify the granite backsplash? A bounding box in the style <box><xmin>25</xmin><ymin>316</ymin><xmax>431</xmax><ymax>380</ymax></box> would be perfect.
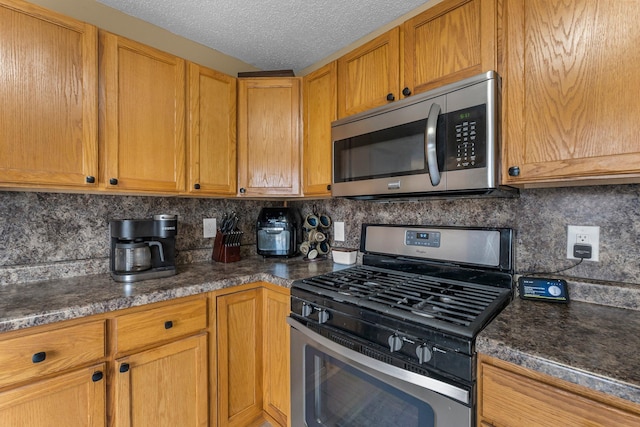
<box><xmin>1</xmin><ymin>184</ymin><xmax>639</xmax><ymax>287</ymax></box>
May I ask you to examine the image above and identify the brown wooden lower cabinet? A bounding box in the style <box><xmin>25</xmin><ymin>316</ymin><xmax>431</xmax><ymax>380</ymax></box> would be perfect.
<box><xmin>112</xmin><ymin>334</ymin><xmax>208</xmax><ymax>427</ymax></box>
<box><xmin>215</xmin><ymin>283</ymin><xmax>291</xmax><ymax>427</ymax></box>
<box><xmin>0</xmin><ymin>285</ymin><xmax>292</xmax><ymax>427</ymax></box>
<box><xmin>0</xmin><ymin>363</ymin><xmax>106</xmax><ymax>427</ymax></box>
<box><xmin>478</xmin><ymin>353</ymin><xmax>640</xmax><ymax>426</ymax></box>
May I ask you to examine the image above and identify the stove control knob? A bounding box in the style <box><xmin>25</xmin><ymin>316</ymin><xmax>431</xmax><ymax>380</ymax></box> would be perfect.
<box><xmin>301</xmin><ymin>303</ymin><xmax>313</xmax><ymax>317</ymax></box>
<box><xmin>318</xmin><ymin>309</ymin><xmax>330</xmax><ymax>324</ymax></box>
<box><xmin>416</xmin><ymin>344</ymin><xmax>432</xmax><ymax>364</ymax></box>
<box><xmin>388</xmin><ymin>334</ymin><xmax>403</xmax><ymax>352</ymax></box>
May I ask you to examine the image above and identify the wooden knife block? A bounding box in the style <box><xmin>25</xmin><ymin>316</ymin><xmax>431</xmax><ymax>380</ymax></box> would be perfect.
<box><xmin>212</xmin><ymin>231</ymin><xmax>242</xmax><ymax>263</ymax></box>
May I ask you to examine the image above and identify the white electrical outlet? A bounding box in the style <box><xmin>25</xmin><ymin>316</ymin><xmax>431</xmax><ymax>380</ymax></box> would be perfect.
<box><xmin>567</xmin><ymin>225</ymin><xmax>600</xmax><ymax>261</ymax></box>
<box><xmin>203</xmin><ymin>218</ymin><xmax>217</xmax><ymax>238</ymax></box>
<box><xmin>334</xmin><ymin>221</ymin><xmax>345</xmax><ymax>242</ymax></box>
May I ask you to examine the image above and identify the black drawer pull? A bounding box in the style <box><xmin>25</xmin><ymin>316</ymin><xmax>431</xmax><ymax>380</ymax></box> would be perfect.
<box><xmin>119</xmin><ymin>363</ymin><xmax>130</xmax><ymax>373</ymax></box>
<box><xmin>164</xmin><ymin>320</ymin><xmax>173</xmax><ymax>329</ymax></box>
<box><xmin>92</xmin><ymin>371</ymin><xmax>103</xmax><ymax>382</ymax></box>
<box><xmin>32</xmin><ymin>351</ymin><xmax>46</xmax><ymax>363</ymax></box>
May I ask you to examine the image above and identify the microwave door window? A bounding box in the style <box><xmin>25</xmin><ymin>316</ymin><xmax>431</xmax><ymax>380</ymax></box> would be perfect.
<box><xmin>334</xmin><ymin>119</ymin><xmax>427</xmax><ymax>182</ymax></box>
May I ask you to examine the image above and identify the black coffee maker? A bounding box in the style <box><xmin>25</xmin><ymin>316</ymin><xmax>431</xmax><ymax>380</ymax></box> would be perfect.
<box><xmin>109</xmin><ymin>214</ymin><xmax>178</xmax><ymax>283</ymax></box>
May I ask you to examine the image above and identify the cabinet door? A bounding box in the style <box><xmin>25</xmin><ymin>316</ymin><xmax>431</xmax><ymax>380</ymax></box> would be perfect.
<box><xmin>0</xmin><ymin>363</ymin><xmax>105</xmax><ymax>427</ymax></box>
<box><xmin>113</xmin><ymin>334</ymin><xmax>208</xmax><ymax>427</ymax></box>
<box><xmin>237</xmin><ymin>78</ymin><xmax>301</xmax><ymax>197</ymax></box>
<box><xmin>262</xmin><ymin>288</ymin><xmax>291</xmax><ymax>427</ymax></box>
<box><xmin>303</xmin><ymin>62</ymin><xmax>337</xmax><ymax>197</ymax></box>
<box><xmin>187</xmin><ymin>62</ymin><xmax>237</xmax><ymax>196</ymax></box>
<box><xmin>502</xmin><ymin>0</ymin><xmax>640</xmax><ymax>185</ymax></box>
<box><xmin>337</xmin><ymin>27</ymin><xmax>400</xmax><ymax>118</ymax></box>
<box><xmin>0</xmin><ymin>0</ymin><xmax>98</xmax><ymax>189</ymax></box>
<box><xmin>403</xmin><ymin>0</ymin><xmax>496</xmax><ymax>95</ymax></box>
<box><xmin>99</xmin><ymin>31</ymin><xmax>186</xmax><ymax>193</ymax></box>
<box><xmin>217</xmin><ymin>289</ymin><xmax>263</xmax><ymax>427</ymax></box>
<box><xmin>478</xmin><ymin>354</ymin><xmax>640</xmax><ymax>426</ymax></box>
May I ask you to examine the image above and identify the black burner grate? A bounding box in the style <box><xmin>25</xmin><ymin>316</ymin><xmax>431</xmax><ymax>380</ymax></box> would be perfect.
<box><xmin>297</xmin><ymin>265</ymin><xmax>509</xmax><ymax>333</ymax></box>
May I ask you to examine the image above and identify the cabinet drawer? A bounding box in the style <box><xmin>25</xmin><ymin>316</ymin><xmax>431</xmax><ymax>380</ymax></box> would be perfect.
<box><xmin>115</xmin><ymin>297</ymin><xmax>207</xmax><ymax>354</ymax></box>
<box><xmin>0</xmin><ymin>320</ymin><xmax>105</xmax><ymax>388</ymax></box>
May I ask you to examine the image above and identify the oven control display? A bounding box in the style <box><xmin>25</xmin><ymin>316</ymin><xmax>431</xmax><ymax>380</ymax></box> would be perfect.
<box><xmin>405</xmin><ymin>230</ymin><xmax>441</xmax><ymax>247</ymax></box>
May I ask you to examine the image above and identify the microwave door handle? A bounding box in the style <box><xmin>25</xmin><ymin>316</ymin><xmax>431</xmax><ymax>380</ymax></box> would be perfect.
<box><xmin>425</xmin><ymin>103</ymin><xmax>442</xmax><ymax>186</ymax></box>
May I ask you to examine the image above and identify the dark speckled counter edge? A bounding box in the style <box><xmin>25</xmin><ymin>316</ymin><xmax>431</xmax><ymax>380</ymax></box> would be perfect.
<box><xmin>476</xmin><ymin>335</ymin><xmax>640</xmax><ymax>405</ymax></box>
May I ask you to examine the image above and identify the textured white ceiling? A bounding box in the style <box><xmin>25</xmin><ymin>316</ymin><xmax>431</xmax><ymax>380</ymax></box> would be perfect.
<box><xmin>95</xmin><ymin>0</ymin><xmax>428</xmax><ymax>73</ymax></box>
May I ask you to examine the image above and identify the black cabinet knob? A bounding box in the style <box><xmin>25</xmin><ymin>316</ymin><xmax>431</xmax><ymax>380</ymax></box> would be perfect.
<box><xmin>402</xmin><ymin>87</ymin><xmax>412</xmax><ymax>96</ymax></box>
<box><xmin>386</xmin><ymin>93</ymin><xmax>395</xmax><ymax>101</ymax></box>
<box><xmin>92</xmin><ymin>371</ymin><xmax>104</xmax><ymax>382</ymax></box>
<box><xmin>326</xmin><ymin>184</ymin><xmax>331</xmax><ymax>191</ymax></box>
<box><xmin>194</xmin><ymin>183</ymin><xmax>201</xmax><ymax>190</ymax></box>
<box><xmin>508</xmin><ymin>166</ymin><xmax>521</xmax><ymax>177</ymax></box>
<box><xmin>85</xmin><ymin>176</ymin><xmax>96</xmax><ymax>184</ymax></box>
<box><xmin>119</xmin><ymin>363</ymin><xmax>130</xmax><ymax>373</ymax></box>
<box><xmin>109</xmin><ymin>178</ymin><xmax>118</xmax><ymax>185</ymax></box>
<box><xmin>164</xmin><ymin>320</ymin><xmax>173</xmax><ymax>330</ymax></box>
<box><xmin>32</xmin><ymin>351</ymin><xmax>46</xmax><ymax>363</ymax></box>
<box><xmin>239</xmin><ymin>187</ymin><xmax>246</xmax><ymax>194</ymax></box>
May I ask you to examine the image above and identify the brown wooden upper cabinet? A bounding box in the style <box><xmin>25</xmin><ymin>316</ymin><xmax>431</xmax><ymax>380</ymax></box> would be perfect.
<box><xmin>501</xmin><ymin>0</ymin><xmax>640</xmax><ymax>186</ymax></box>
<box><xmin>99</xmin><ymin>31</ymin><xmax>186</xmax><ymax>193</ymax></box>
<box><xmin>337</xmin><ymin>0</ymin><xmax>496</xmax><ymax>119</ymax></box>
<box><xmin>403</xmin><ymin>0</ymin><xmax>497</xmax><ymax>94</ymax></box>
<box><xmin>237</xmin><ymin>78</ymin><xmax>302</xmax><ymax>197</ymax></box>
<box><xmin>337</xmin><ymin>28</ymin><xmax>400</xmax><ymax>118</ymax></box>
<box><xmin>0</xmin><ymin>0</ymin><xmax>98</xmax><ymax>190</ymax></box>
<box><xmin>303</xmin><ymin>62</ymin><xmax>337</xmax><ymax>197</ymax></box>
<box><xmin>187</xmin><ymin>63</ymin><xmax>237</xmax><ymax>196</ymax></box>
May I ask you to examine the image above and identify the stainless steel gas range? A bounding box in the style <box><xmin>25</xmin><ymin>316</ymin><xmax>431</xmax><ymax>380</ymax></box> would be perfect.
<box><xmin>288</xmin><ymin>224</ymin><xmax>514</xmax><ymax>427</ymax></box>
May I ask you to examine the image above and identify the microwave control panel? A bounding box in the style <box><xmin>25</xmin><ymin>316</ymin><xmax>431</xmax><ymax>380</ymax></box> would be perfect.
<box><xmin>445</xmin><ymin>104</ymin><xmax>486</xmax><ymax>171</ymax></box>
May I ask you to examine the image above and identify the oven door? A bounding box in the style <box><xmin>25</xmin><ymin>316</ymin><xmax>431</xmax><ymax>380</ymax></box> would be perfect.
<box><xmin>288</xmin><ymin>318</ymin><xmax>472</xmax><ymax>427</ymax></box>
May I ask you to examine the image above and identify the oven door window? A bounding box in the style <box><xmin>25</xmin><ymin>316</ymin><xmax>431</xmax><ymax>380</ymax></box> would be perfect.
<box><xmin>304</xmin><ymin>346</ymin><xmax>435</xmax><ymax>427</ymax></box>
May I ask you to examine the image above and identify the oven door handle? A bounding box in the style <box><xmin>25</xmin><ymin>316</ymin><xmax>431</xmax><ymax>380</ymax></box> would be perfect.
<box><xmin>425</xmin><ymin>102</ymin><xmax>442</xmax><ymax>186</ymax></box>
<box><xmin>287</xmin><ymin>317</ymin><xmax>470</xmax><ymax>405</ymax></box>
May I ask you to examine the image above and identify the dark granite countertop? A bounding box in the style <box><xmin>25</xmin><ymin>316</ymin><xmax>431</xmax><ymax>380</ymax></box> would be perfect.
<box><xmin>2</xmin><ymin>257</ymin><xmax>639</xmax><ymax>407</ymax></box>
<box><xmin>477</xmin><ymin>297</ymin><xmax>640</xmax><ymax>405</ymax></box>
<box><xmin>0</xmin><ymin>256</ymin><xmax>347</xmax><ymax>333</ymax></box>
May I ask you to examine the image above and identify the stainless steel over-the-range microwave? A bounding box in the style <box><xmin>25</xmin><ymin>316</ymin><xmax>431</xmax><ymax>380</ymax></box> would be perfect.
<box><xmin>331</xmin><ymin>71</ymin><xmax>516</xmax><ymax>199</ymax></box>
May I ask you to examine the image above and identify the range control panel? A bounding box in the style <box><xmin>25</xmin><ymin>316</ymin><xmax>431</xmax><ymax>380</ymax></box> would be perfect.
<box><xmin>405</xmin><ymin>230</ymin><xmax>441</xmax><ymax>248</ymax></box>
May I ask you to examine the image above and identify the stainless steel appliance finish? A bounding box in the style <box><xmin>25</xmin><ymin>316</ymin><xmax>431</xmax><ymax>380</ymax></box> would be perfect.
<box><xmin>289</xmin><ymin>224</ymin><xmax>514</xmax><ymax>427</ymax></box>
<box><xmin>331</xmin><ymin>71</ymin><xmax>516</xmax><ymax>199</ymax></box>
<box><xmin>109</xmin><ymin>214</ymin><xmax>177</xmax><ymax>283</ymax></box>
<box><xmin>256</xmin><ymin>207</ymin><xmax>302</xmax><ymax>257</ymax></box>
